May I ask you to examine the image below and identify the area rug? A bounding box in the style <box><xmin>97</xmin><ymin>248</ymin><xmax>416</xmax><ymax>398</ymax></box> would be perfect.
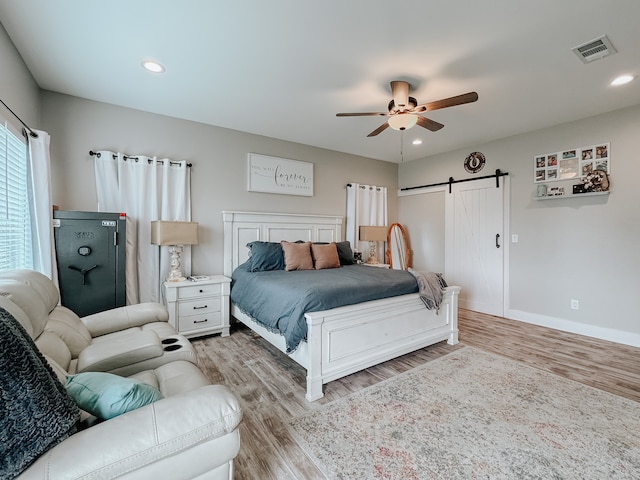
<box><xmin>287</xmin><ymin>347</ymin><xmax>640</xmax><ymax>479</ymax></box>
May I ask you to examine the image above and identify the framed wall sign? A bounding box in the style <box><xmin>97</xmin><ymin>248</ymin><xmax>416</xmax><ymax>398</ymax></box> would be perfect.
<box><xmin>248</xmin><ymin>153</ymin><xmax>314</xmax><ymax>196</ymax></box>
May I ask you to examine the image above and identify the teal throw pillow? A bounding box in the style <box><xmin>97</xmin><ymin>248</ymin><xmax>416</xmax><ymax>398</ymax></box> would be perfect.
<box><xmin>246</xmin><ymin>241</ymin><xmax>285</xmax><ymax>271</ymax></box>
<box><xmin>65</xmin><ymin>372</ymin><xmax>163</xmax><ymax>420</ymax></box>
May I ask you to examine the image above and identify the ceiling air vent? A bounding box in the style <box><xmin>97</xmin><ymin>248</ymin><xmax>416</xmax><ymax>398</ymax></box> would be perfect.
<box><xmin>572</xmin><ymin>35</ymin><xmax>617</xmax><ymax>63</ymax></box>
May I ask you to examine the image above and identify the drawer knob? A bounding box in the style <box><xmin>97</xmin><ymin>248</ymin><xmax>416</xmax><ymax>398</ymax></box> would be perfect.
<box><xmin>199</xmin><ymin>289</ymin><xmax>204</xmax><ymax>293</ymax></box>
<box><xmin>193</xmin><ymin>318</ymin><xmax>208</xmax><ymax>324</ymax></box>
<box><xmin>193</xmin><ymin>305</ymin><xmax>208</xmax><ymax>310</ymax></box>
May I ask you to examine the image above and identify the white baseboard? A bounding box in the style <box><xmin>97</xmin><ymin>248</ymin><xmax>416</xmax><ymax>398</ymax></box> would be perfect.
<box><xmin>505</xmin><ymin>309</ymin><xmax>640</xmax><ymax>348</ymax></box>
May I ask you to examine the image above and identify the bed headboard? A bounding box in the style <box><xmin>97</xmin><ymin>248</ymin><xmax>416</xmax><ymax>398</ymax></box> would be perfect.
<box><xmin>222</xmin><ymin>211</ymin><xmax>344</xmax><ymax>276</ymax></box>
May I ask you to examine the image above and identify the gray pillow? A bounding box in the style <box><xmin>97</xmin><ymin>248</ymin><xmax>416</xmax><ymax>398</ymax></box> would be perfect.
<box><xmin>336</xmin><ymin>241</ymin><xmax>355</xmax><ymax>265</ymax></box>
<box><xmin>246</xmin><ymin>241</ymin><xmax>285</xmax><ymax>271</ymax></box>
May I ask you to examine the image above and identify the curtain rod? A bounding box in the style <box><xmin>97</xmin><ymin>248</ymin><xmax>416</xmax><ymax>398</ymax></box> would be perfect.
<box><xmin>89</xmin><ymin>150</ymin><xmax>192</xmax><ymax>167</ymax></box>
<box><xmin>401</xmin><ymin>169</ymin><xmax>509</xmax><ymax>193</ymax></box>
<box><xmin>346</xmin><ymin>184</ymin><xmax>383</xmax><ymax>190</ymax></box>
<box><xmin>0</xmin><ymin>98</ymin><xmax>38</xmax><ymax>138</ymax></box>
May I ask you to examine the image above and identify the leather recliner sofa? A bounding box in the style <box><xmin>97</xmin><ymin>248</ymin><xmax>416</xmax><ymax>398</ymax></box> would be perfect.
<box><xmin>0</xmin><ymin>269</ymin><xmax>198</xmax><ymax>377</ymax></box>
<box><xmin>0</xmin><ymin>269</ymin><xmax>242</xmax><ymax>480</ymax></box>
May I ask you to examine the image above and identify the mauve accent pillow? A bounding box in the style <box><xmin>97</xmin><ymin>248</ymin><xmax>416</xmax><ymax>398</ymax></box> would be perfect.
<box><xmin>281</xmin><ymin>241</ymin><xmax>314</xmax><ymax>271</ymax></box>
<box><xmin>246</xmin><ymin>241</ymin><xmax>284</xmax><ymax>271</ymax></box>
<box><xmin>311</xmin><ymin>243</ymin><xmax>341</xmax><ymax>270</ymax></box>
<box><xmin>336</xmin><ymin>241</ymin><xmax>355</xmax><ymax>265</ymax></box>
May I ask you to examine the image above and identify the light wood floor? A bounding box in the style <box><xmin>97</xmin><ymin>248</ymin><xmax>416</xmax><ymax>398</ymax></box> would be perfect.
<box><xmin>192</xmin><ymin>309</ymin><xmax>640</xmax><ymax>480</ymax></box>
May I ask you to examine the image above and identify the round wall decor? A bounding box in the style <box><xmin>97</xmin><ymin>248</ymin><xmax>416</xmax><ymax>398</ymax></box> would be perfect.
<box><xmin>464</xmin><ymin>151</ymin><xmax>486</xmax><ymax>174</ymax></box>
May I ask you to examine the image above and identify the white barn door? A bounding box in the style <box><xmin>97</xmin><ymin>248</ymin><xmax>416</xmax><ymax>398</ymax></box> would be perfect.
<box><xmin>445</xmin><ymin>177</ymin><xmax>507</xmax><ymax>316</ymax></box>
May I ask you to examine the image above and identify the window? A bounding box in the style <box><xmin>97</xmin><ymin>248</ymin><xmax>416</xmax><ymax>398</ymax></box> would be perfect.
<box><xmin>0</xmin><ymin>120</ymin><xmax>32</xmax><ymax>271</ymax></box>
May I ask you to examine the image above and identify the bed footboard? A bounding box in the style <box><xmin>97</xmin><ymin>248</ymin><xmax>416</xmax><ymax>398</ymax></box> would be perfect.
<box><xmin>304</xmin><ymin>286</ymin><xmax>460</xmax><ymax>401</ymax></box>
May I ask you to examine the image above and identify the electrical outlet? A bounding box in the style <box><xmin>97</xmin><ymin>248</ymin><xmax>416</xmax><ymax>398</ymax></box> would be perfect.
<box><xmin>511</xmin><ymin>234</ymin><xmax>519</xmax><ymax>243</ymax></box>
<box><xmin>571</xmin><ymin>299</ymin><xmax>579</xmax><ymax>310</ymax></box>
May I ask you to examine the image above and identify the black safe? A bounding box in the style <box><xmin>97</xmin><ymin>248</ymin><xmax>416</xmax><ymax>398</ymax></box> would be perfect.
<box><xmin>53</xmin><ymin>210</ymin><xmax>126</xmax><ymax>317</ymax></box>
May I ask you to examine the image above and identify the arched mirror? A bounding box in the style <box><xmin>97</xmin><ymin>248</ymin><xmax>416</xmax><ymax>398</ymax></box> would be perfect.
<box><xmin>386</xmin><ymin>223</ymin><xmax>412</xmax><ymax>270</ymax></box>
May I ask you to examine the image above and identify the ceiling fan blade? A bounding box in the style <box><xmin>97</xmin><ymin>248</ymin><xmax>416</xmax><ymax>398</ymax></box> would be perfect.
<box><xmin>416</xmin><ymin>115</ymin><xmax>445</xmax><ymax>132</ymax></box>
<box><xmin>390</xmin><ymin>81</ymin><xmax>410</xmax><ymax>109</ymax></box>
<box><xmin>367</xmin><ymin>122</ymin><xmax>390</xmax><ymax>137</ymax></box>
<box><xmin>414</xmin><ymin>91</ymin><xmax>479</xmax><ymax>113</ymax></box>
<box><xmin>336</xmin><ymin>112</ymin><xmax>389</xmax><ymax>117</ymax></box>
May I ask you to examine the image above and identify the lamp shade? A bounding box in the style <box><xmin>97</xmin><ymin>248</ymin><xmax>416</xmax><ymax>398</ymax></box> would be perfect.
<box><xmin>150</xmin><ymin>221</ymin><xmax>199</xmax><ymax>246</ymax></box>
<box><xmin>359</xmin><ymin>225</ymin><xmax>388</xmax><ymax>242</ymax></box>
<box><xmin>388</xmin><ymin>113</ymin><xmax>418</xmax><ymax>131</ymax></box>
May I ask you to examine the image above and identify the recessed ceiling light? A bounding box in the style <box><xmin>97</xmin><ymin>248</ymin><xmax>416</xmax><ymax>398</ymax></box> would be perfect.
<box><xmin>142</xmin><ymin>60</ymin><xmax>165</xmax><ymax>73</ymax></box>
<box><xmin>412</xmin><ymin>139</ymin><xmax>423</xmax><ymax>145</ymax></box>
<box><xmin>611</xmin><ymin>74</ymin><xmax>634</xmax><ymax>86</ymax></box>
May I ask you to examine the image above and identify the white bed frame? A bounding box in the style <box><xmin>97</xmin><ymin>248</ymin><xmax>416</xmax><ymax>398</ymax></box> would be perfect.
<box><xmin>223</xmin><ymin>211</ymin><xmax>460</xmax><ymax>401</ymax></box>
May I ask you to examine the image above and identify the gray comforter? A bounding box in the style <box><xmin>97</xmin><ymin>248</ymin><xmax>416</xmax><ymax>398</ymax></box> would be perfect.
<box><xmin>231</xmin><ymin>263</ymin><xmax>418</xmax><ymax>352</ymax></box>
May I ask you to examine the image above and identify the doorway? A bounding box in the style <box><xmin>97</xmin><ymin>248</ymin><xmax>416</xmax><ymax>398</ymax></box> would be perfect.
<box><xmin>445</xmin><ymin>176</ymin><xmax>508</xmax><ymax>316</ymax></box>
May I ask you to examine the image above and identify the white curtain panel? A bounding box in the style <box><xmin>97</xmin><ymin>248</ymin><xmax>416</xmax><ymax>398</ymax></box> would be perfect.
<box><xmin>95</xmin><ymin>151</ymin><xmax>191</xmax><ymax>303</ymax></box>
<box><xmin>346</xmin><ymin>183</ymin><xmax>388</xmax><ymax>262</ymax></box>
<box><xmin>27</xmin><ymin>129</ymin><xmax>58</xmax><ymax>283</ymax></box>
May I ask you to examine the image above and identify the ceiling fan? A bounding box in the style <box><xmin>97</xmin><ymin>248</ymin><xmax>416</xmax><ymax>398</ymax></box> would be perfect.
<box><xmin>336</xmin><ymin>81</ymin><xmax>478</xmax><ymax>137</ymax></box>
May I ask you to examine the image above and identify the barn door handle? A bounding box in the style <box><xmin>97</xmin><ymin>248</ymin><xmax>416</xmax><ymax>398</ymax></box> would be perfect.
<box><xmin>495</xmin><ymin>234</ymin><xmax>501</xmax><ymax>248</ymax></box>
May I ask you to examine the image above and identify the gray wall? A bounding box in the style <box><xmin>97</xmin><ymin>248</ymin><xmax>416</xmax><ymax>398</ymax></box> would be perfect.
<box><xmin>399</xmin><ymin>105</ymin><xmax>640</xmax><ymax>346</ymax></box>
<box><xmin>40</xmin><ymin>91</ymin><xmax>398</xmax><ymax>276</ymax></box>
<box><xmin>398</xmin><ymin>191</ymin><xmax>445</xmax><ymax>274</ymax></box>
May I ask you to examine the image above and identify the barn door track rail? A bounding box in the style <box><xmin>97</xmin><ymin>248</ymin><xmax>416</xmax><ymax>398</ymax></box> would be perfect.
<box><xmin>401</xmin><ymin>169</ymin><xmax>509</xmax><ymax>193</ymax></box>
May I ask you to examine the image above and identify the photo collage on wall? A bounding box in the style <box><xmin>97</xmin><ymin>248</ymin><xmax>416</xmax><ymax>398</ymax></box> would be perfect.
<box><xmin>533</xmin><ymin>143</ymin><xmax>610</xmax><ymax>183</ymax></box>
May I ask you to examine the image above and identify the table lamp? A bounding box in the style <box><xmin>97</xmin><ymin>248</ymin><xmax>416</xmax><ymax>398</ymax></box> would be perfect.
<box><xmin>359</xmin><ymin>225</ymin><xmax>388</xmax><ymax>265</ymax></box>
<box><xmin>150</xmin><ymin>220</ymin><xmax>199</xmax><ymax>282</ymax></box>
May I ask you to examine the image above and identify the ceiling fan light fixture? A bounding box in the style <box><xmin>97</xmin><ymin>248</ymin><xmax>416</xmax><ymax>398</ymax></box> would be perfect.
<box><xmin>388</xmin><ymin>114</ymin><xmax>418</xmax><ymax>131</ymax></box>
<box><xmin>336</xmin><ymin>83</ymin><xmax>478</xmax><ymax>137</ymax></box>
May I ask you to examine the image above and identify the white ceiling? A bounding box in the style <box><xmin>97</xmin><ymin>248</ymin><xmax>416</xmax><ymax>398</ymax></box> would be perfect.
<box><xmin>2</xmin><ymin>1</ymin><xmax>640</xmax><ymax>163</ymax></box>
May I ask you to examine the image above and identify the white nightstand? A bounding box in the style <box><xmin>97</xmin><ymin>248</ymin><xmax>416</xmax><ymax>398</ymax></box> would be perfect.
<box><xmin>163</xmin><ymin>275</ymin><xmax>231</xmax><ymax>339</ymax></box>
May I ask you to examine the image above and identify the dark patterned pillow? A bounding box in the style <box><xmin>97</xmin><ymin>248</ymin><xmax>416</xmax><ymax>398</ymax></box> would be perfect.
<box><xmin>0</xmin><ymin>307</ymin><xmax>79</xmax><ymax>479</ymax></box>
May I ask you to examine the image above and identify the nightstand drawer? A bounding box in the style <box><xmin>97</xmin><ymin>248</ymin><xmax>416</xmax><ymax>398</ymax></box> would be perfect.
<box><xmin>178</xmin><ymin>283</ymin><xmax>222</xmax><ymax>299</ymax></box>
<box><xmin>178</xmin><ymin>311</ymin><xmax>222</xmax><ymax>332</ymax></box>
<box><xmin>178</xmin><ymin>297</ymin><xmax>221</xmax><ymax>317</ymax></box>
